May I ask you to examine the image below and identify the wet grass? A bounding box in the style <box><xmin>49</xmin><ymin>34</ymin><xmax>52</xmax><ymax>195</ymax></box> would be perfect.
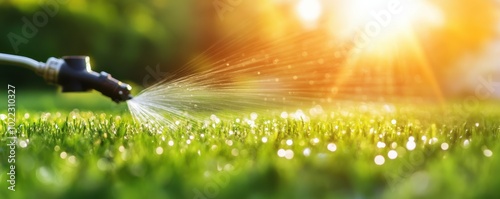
<box><xmin>1</xmin><ymin>102</ymin><xmax>500</xmax><ymax>199</ymax></box>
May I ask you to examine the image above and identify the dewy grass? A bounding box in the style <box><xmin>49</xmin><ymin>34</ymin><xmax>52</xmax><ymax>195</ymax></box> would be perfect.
<box><xmin>1</xmin><ymin>103</ymin><xmax>500</xmax><ymax>199</ymax></box>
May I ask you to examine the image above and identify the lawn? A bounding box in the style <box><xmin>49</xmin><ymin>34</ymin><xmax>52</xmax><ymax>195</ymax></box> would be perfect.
<box><xmin>1</xmin><ymin>95</ymin><xmax>500</xmax><ymax>199</ymax></box>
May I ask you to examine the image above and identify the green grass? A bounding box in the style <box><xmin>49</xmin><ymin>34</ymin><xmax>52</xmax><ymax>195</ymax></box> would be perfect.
<box><xmin>1</xmin><ymin>100</ymin><xmax>500</xmax><ymax>199</ymax></box>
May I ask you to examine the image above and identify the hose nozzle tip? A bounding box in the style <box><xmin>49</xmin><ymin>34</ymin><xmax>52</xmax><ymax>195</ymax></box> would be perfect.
<box><xmin>113</xmin><ymin>82</ymin><xmax>134</xmax><ymax>103</ymax></box>
<box><xmin>47</xmin><ymin>56</ymin><xmax>134</xmax><ymax>103</ymax></box>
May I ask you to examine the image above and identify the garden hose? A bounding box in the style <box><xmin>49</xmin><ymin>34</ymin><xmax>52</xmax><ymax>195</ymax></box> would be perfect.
<box><xmin>0</xmin><ymin>53</ymin><xmax>133</xmax><ymax>103</ymax></box>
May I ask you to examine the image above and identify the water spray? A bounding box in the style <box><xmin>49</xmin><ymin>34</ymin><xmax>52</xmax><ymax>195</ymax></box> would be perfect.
<box><xmin>0</xmin><ymin>53</ymin><xmax>133</xmax><ymax>103</ymax></box>
<box><xmin>0</xmin><ymin>23</ymin><xmax>434</xmax><ymax>128</ymax></box>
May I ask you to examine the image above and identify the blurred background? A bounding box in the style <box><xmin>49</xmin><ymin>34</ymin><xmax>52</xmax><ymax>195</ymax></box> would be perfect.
<box><xmin>0</xmin><ymin>0</ymin><xmax>211</xmax><ymax>89</ymax></box>
<box><xmin>0</xmin><ymin>0</ymin><xmax>499</xmax><ymax>110</ymax></box>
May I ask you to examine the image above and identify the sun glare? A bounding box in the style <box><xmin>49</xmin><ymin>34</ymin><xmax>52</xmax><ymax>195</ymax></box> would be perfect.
<box><xmin>337</xmin><ymin>0</ymin><xmax>444</xmax><ymax>41</ymax></box>
<box><xmin>327</xmin><ymin>0</ymin><xmax>448</xmax><ymax>63</ymax></box>
<box><xmin>296</xmin><ymin>0</ymin><xmax>322</xmax><ymax>23</ymax></box>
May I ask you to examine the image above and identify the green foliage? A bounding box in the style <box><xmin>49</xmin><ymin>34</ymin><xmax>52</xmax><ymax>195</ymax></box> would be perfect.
<box><xmin>0</xmin><ymin>0</ymin><xmax>208</xmax><ymax>86</ymax></box>
<box><xmin>1</xmin><ymin>103</ymin><xmax>500</xmax><ymax>199</ymax></box>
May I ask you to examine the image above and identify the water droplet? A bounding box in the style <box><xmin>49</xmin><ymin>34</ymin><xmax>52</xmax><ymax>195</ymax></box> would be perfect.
<box><xmin>312</xmin><ymin>138</ymin><xmax>320</xmax><ymax>145</ymax></box>
<box><xmin>303</xmin><ymin>148</ymin><xmax>311</xmax><ymax>156</ymax></box>
<box><xmin>374</xmin><ymin>155</ymin><xmax>385</xmax><ymax>165</ymax></box>
<box><xmin>224</xmin><ymin>164</ymin><xmax>234</xmax><ymax>171</ymax></box>
<box><xmin>291</xmin><ymin>109</ymin><xmax>309</xmax><ymax>121</ymax></box>
<box><xmin>483</xmin><ymin>149</ymin><xmax>493</xmax><ymax>157</ymax></box>
<box><xmin>277</xmin><ymin>149</ymin><xmax>286</xmax><ymax>157</ymax></box>
<box><xmin>19</xmin><ymin>140</ymin><xmax>28</xmax><ymax>148</ymax></box>
<box><xmin>168</xmin><ymin>140</ymin><xmax>174</xmax><ymax>146</ymax></box>
<box><xmin>285</xmin><ymin>150</ymin><xmax>294</xmax><ymax>159</ymax></box>
<box><xmin>156</xmin><ymin>147</ymin><xmax>164</xmax><ymax>155</ymax></box>
<box><xmin>309</xmin><ymin>105</ymin><xmax>324</xmax><ymax>116</ymax></box>
<box><xmin>68</xmin><ymin>156</ymin><xmax>77</xmax><ymax>164</ymax></box>
<box><xmin>327</xmin><ymin>143</ymin><xmax>337</xmax><ymax>152</ymax></box>
<box><xmin>250</xmin><ymin>112</ymin><xmax>258</xmax><ymax>120</ymax></box>
<box><xmin>441</xmin><ymin>143</ymin><xmax>449</xmax><ymax>150</ymax></box>
<box><xmin>428</xmin><ymin>137</ymin><xmax>438</xmax><ymax>145</ymax></box>
<box><xmin>231</xmin><ymin>148</ymin><xmax>239</xmax><ymax>156</ymax></box>
<box><xmin>60</xmin><ymin>152</ymin><xmax>67</xmax><ymax>159</ymax></box>
<box><xmin>377</xmin><ymin>141</ymin><xmax>386</xmax><ymax>149</ymax></box>
<box><xmin>388</xmin><ymin>150</ymin><xmax>398</xmax><ymax>159</ymax></box>
<box><xmin>261</xmin><ymin>137</ymin><xmax>268</xmax><ymax>143</ymax></box>
<box><xmin>391</xmin><ymin>119</ymin><xmax>397</xmax><ymax>125</ymax></box>
<box><xmin>97</xmin><ymin>158</ymin><xmax>112</xmax><ymax>171</ymax></box>
<box><xmin>463</xmin><ymin>139</ymin><xmax>470</xmax><ymax>148</ymax></box>
<box><xmin>406</xmin><ymin>141</ymin><xmax>416</xmax><ymax>151</ymax></box>
<box><xmin>286</xmin><ymin>139</ymin><xmax>293</xmax><ymax>146</ymax></box>
<box><xmin>391</xmin><ymin>142</ymin><xmax>397</xmax><ymax>149</ymax></box>
<box><xmin>210</xmin><ymin>114</ymin><xmax>221</xmax><ymax>124</ymax></box>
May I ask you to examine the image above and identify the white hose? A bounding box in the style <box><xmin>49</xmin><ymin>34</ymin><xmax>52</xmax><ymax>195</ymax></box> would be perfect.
<box><xmin>0</xmin><ymin>53</ymin><xmax>45</xmax><ymax>73</ymax></box>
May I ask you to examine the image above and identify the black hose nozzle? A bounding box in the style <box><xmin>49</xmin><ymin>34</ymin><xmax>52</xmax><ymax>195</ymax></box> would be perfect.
<box><xmin>53</xmin><ymin>56</ymin><xmax>133</xmax><ymax>103</ymax></box>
